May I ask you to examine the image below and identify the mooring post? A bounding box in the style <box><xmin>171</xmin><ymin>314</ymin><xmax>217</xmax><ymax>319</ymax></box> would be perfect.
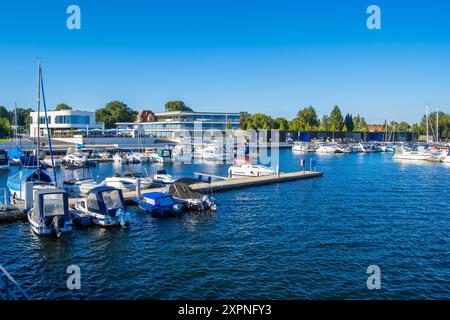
<box><xmin>136</xmin><ymin>178</ymin><xmax>142</xmax><ymax>199</ymax></box>
<box><xmin>276</xmin><ymin>165</ymin><xmax>280</xmax><ymax>178</ymax></box>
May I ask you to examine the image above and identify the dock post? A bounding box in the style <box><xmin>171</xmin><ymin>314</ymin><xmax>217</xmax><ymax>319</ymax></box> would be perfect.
<box><xmin>136</xmin><ymin>178</ymin><xmax>142</xmax><ymax>199</ymax></box>
<box><xmin>276</xmin><ymin>165</ymin><xmax>280</xmax><ymax>178</ymax></box>
<box><xmin>25</xmin><ymin>182</ymin><xmax>33</xmax><ymax>211</ymax></box>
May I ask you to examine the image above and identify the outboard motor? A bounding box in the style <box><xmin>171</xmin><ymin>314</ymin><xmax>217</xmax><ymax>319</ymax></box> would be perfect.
<box><xmin>172</xmin><ymin>203</ymin><xmax>184</xmax><ymax>215</ymax></box>
<box><xmin>202</xmin><ymin>195</ymin><xmax>217</xmax><ymax>211</ymax></box>
<box><xmin>51</xmin><ymin>216</ymin><xmax>64</xmax><ymax>238</ymax></box>
<box><xmin>116</xmin><ymin>208</ymin><xmax>130</xmax><ymax>228</ymax></box>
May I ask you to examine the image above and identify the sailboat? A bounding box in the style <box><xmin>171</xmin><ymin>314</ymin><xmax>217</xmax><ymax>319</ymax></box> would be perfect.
<box><xmin>8</xmin><ymin>60</ymin><xmax>57</xmax><ymax>201</ymax></box>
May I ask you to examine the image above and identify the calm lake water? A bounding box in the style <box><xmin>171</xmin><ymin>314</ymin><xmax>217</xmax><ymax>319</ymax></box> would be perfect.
<box><xmin>1</xmin><ymin>149</ymin><xmax>449</xmax><ymax>299</ymax></box>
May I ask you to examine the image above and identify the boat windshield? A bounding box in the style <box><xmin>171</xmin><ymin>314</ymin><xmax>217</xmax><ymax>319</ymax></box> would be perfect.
<box><xmin>43</xmin><ymin>193</ymin><xmax>65</xmax><ymax>216</ymax></box>
<box><xmin>102</xmin><ymin>190</ymin><xmax>123</xmax><ymax>211</ymax></box>
<box><xmin>65</xmin><ymin>168</ymin><xmax>92</xmax><ymax>182</ymax></box>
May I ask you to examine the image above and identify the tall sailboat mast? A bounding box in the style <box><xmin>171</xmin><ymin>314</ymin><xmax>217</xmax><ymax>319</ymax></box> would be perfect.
<box><xmin>36</xmin><ymin>59</ymin><xmax>41</xmax><ymax>158</ymax></box>
<box><xmin>426</xmin><ymin>105</ymin><xmax>429</xmax><ymax>144</ymax></box>
<box><xmin>436</xmin><ymin>108</ymin><xmax>439</xmax><ymax>143</ymax></box>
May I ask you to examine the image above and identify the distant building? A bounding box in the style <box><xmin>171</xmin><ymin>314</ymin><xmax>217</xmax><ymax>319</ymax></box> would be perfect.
<box><xmin>29</xmin><ymin>110</ymin><xmax>103</xmax><ymax>138</ymax></box>
<box><xmin>367</xmin><ymin>125</ymin><xmax>386</xmax><ymax>132</ymax></box>
<box><xmin>116</xmin><ymin>110</ymin><xmax>240</xmax><ymax>139</ymax></box>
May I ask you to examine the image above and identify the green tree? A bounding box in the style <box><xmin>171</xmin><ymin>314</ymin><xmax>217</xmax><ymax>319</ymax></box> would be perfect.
<box><xmin>353</xmin><ymin>114</ymin><xmax>369</xmax><ymax>131</ymax></box>
<box><xmin>164</xmin><ymin>100</ymin><xmax>193</xmax><ymax>112</ymax></box>
<box><xmin>397</xmin><ymin>121</ymin><xmax>411</xmax><ymax>132</ymax></box>
<box><xmin>344</xmin><ymin>114</ymin><xmax>354</xmax><ymax>132</ymax></box>
<box><xmin>55</xmin><ymin>103</ymin><xmax>72</xmax><ymax>111</ymax></box>
<box><xmin>248</xmin><ymin>113</ymin><xmax>273</xmax><ymax>130</ymax></box>
<box><xmin>289</xmin><ymin>106</ymin><xmax>319</xmax><ymax>131</ymax></box>
<box><xmin>419</xmin><ymin>111</ymin><xmax>450</xmax><ymax>140</ymax></box>
<box><xmin>0</xmin><ymin>117</ymin><xmax>12</xmax><ymax>138</ymax></box>
<box><xmin>226</xmin><ymin>121</ymin><xmax>232</xmax><ymax>130</ymax></box>
<box><xmin>274</xmin><ymin>117</ymin><xmax>289</xmax><ymax>131</ymax></box>
<box><xmin>0</xmin><ymin>105</ymin><xmax>9</xmax><ymax>119</ymax></box>
<box><xmin>239</xmin><ymin>112</ymin><xmax>251</xmax><ymax>130</ymax></box>
<box><xmin>329</xmin><ymin>105</ymin><xmax>344</xmax><ymax>131</ymax></box>
<box><xmin>96</xmin><ymin>101</ymin><xmax>137</xmax><ymax>129</ymax></box>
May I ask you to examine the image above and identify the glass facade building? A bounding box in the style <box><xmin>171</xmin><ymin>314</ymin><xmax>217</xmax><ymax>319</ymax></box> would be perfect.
<box><xmin>116</xmin><ymin>111</ymin><xmax>241</xmax><ymax>139</ymax></box>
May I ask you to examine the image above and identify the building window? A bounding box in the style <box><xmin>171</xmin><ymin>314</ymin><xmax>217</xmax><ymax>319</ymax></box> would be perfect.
<box><xmin>55</xmin><ymin>115</ymin><xmax>90</xmax><ymax>124</ymax></box>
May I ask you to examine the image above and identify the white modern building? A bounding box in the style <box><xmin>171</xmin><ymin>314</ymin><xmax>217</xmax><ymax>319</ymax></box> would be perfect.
<box><xmin>116</xmin><ymin>110</ymin><xmax>241</xmax><ymax>139</ymax></box>
<box><xmin>29</xmin><ymin>110</ymin><xmax>103</xmax><ymax>138</ymax></box>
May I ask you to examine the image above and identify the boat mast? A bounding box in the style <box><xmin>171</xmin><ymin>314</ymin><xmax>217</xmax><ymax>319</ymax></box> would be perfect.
<box><xmin>13</xmin><ymin>99</ymin><xmax>18</xmax><ymax>142</ymax></box>
<box><xmin>436</xmin><ymin>107</ymin><xmax>439</xmax><ymax>143</ymax></box>
<box><xmin>426</xmin><ymin>105</ymin><xmax>429</xmax><ymax>144</ymax></box>
<box><xmin>36</xmin><ymin>59</ymin><xmax>41</xmax><ymax>158</ymax></box>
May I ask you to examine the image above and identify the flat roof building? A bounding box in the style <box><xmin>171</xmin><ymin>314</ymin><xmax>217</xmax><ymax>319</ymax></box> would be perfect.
<box><xmin>30</xmin><ymin>110</ymin><xmax>103</xmax><ymax>138</ymax></box>
<box><xmin>116</xmin><ymin>110</ymin><xmax>241</xmax><ymax>139</ymax></box>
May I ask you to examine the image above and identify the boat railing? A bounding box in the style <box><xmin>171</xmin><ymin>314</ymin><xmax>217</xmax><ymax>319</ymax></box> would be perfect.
<box><xmin>0</xmin><ymin>264</ymin><xmax>31</xmax><ymax>300</ymax></box>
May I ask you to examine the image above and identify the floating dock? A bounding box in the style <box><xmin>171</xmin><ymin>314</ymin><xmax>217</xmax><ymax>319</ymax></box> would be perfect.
<box><xmin>119</xmin><ymin>170</ymin><xmax>323</xmax><ymax>202</ymax></box>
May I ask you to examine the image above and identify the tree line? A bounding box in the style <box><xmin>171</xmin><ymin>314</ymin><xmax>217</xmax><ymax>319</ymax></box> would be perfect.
<box><xmin>239</xmin><ymin>105</ymin><xmax>450</xmax><ymax>140</ymax></box>
<box><xmin>1</xmin><ymin>101</ymin><xmax>449</xmax><ymax>140</ymax></box>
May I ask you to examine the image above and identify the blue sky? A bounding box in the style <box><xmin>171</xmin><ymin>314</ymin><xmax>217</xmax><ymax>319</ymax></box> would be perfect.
<box><xmin>0</xmin><ymin>0</ymin><xmax>449</xmax><ymax>124</ymax></box>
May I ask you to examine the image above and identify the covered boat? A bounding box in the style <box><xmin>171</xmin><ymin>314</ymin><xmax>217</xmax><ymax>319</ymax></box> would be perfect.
<box><xmin>7</xmin><ymin>168</ymin><xmax>53</xmax><ymax>201</ymax></box>
<box><xmin>74</xmin><ymin>186</ymin><xmax>130</xmax><ymax>227</ymax></box>
<box><xmin>167</xmin><ymin>178</ymin><xmax>217</xmax><ymax>212</ymax></box>
<box><xmin>62</xmin><ymin>165</ymin><xmax>100</xmax><ymax>196</ymax></box>
<box><xmin>131</xmin><ymin>192</ymin><xmax>183</xmax><ymax>217</ymax></box>
<box><xmin>27</xmin><ymin>189</ymin><xmax>73</xmax><ymax>237</ymax></box>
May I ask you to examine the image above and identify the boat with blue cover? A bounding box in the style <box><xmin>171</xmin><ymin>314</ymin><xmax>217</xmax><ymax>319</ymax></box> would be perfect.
<box><xmin>131</xmin><ymin>192</ymin><xmax>184</xmax><ymax>217</ymax></box>
<box><xmin>7</xmin><ymin>168</ymin><xmax>54</xmax><ymax>201</ymax></box>
<box><xmin>27</xmin><ymin>189</ymin><xmax>73</xmax><ymax>237</ymax></box>
<box><xmin>73</xmin><ymin>186</ymin><xmax>130</xmax><ymax>227</ymax></box>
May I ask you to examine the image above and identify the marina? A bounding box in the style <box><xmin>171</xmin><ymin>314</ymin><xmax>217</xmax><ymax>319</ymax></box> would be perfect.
<box><xmin>1</xmin><ymin>149</ymin><xmax>449</xmax><ymax>299</ymax></box>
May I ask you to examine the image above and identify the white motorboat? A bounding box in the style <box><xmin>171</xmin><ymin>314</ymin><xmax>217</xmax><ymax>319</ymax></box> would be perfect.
<box><xmin>359</xmin><ymin>142</ymin><xmax>382</xmax><ymax>153</ymax></box>
<box><xmin>28</xmin><ymin>189</ymin><xmax>73</xmax><ymax>237</ymax></box>
<box><xmin>394</xmin><ymin>145</ymin><xmax>433</xmax><ymax>161</ymax></box>
<box><xmin>152</xmin><ymin>170</ymin><xmax>175</xmax><ymax>185</ymax></box>
<box><xmin>64</xmin><ymin>147</ymin><xmax>88</xmax><ymax>166</ymax></box>
<box><xmin>62</xmin><ymin>166</ymin><xmax>101</xmax><ymax>196</ymax></box>
<box><xmin>42</xmin><ymin>155</ymin><xmax>62</xmax><ymax>168</ymax></box>
<box><xmin>113</xmin><ymin>152</ymin><xmax>142</xmax><ymax>164</ymax></box>
<box><xmin>292</xmin><ymin>142</ymin><xmax>316</xmax><ymax>153</ymax></box>
<box><xmin>228</xmin><ymin>164</ymin><xmax>275</xmax><ymax>177</ymax></box>
<box><xmin>316</xmin><ymin>143</ymin><xmax>338</xmax><ymax>154</ymax></box>
<box><xmin>73</xmin><ymin>186</ymin><xmax>130</xmax><ymax>227</ymax></box>
<box><xmin>196</xmin><ymin>144</ymin><xmax>234</xmax><ymax>161</ymax></box>
<box><xmin>103</xmin><ymin>170</ymin><xmax>153</xmax><ymax>191</ymax></box>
